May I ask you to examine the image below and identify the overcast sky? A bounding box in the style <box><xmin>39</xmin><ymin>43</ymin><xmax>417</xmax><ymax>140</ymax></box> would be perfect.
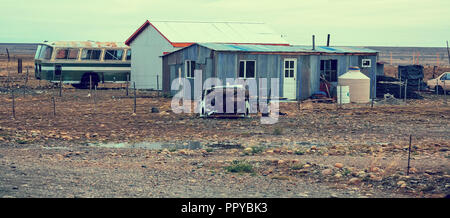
<box><xmin>1</xmin><ymin>0</ymin><xmax>449</xmax><ymax>47</ymax></box>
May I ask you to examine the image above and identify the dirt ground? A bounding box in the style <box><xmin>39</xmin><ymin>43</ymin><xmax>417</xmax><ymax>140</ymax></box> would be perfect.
<box><xmin>0</xmin><ymin>58</ymin><xmax>449</xmax><ymax>198</ymax></box>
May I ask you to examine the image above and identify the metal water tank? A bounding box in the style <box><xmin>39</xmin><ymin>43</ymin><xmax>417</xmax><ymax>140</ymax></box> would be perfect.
<box><xmin>338</xmin><ymin>66</ymin><xmax>370</xmax><ymax>103</ymax></box>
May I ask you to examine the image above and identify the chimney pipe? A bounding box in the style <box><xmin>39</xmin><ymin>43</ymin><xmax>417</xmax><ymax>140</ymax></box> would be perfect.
<box><xmin>327</xmin><ymin>34</ymin><xmax>330</xmax><ymax>47</ymax></box>
<box><xmin>312</xmin><ymin>35</ymin><xmax>315</xmax><ymax>50</ymax></box>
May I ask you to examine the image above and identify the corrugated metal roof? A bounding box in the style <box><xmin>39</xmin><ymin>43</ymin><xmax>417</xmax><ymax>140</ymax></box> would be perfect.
<box><xmin>196</xmin><ymin>43</ymin><xmax>378</xmax><ymax>54</ymax></box>
<box><xmin>42</xmin><ymin>41</ymin><xmax>129</xmax><ymax>48</ymax></box>
<box><xmin>130</xmin><ymin>21</ymin><xmax>289</xmax><ymax>45</ymax></box>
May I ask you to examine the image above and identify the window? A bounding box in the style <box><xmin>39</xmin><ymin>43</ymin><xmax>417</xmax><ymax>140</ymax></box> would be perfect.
<box><xmin>185</xmin><ymin>60</ymin><xmax>195</xmax><ymax>78</ymax></box>
<box><xmin>284</xmin><ymin>59</ymin><xmax>296</xmax><ymax>78</ymax></box>
<box><xmin>441</xmin><ymin>73</ymin><xmax>450</xmax><ymax>80</ymax></box>
<box><xmin>126</xmin><ymin>49</ymin><xmax>131</xmax><ymax>60</ymax></box>
<box><xmin>35</xmin><ymin>45</ymin><xmax>42</xmax><ymax>59</ymax></box>
<box><xmin>362</xmin><ymin>59</ymin><xmax>371</xmax><ymax>68</ymax></box>
<box><xmin>238</xmin><ymin>60</ymin><xmax>256</xmax><ymax>79</ymax></box>
<box><xmin>81</xmin><ymin>49</ymin><xmax>101</xmax><ymax>60</ymax></box>
<box><xmin>38</xmin><ymin>45</ymin><xmax>53</xmax><ymax>60</ymax></box>
<box><xmin>104</xmin><ymin>49</ymin><xmax>124</xmax><ymax>61</ymax></box>
<box><xmin>320</xmin><ymin>60</ymin><xmax>338</xmax><ymax>82</ymax></box>
<box><xmin>55</xmin><ymin>49</ymin><xmax>79</xmax><ymax>60</ymax></box>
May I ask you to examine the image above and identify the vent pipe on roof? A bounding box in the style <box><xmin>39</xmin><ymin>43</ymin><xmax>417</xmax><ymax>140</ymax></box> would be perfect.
<box><xmin>312</xmin><ymin>35</ymin><xmax>315</xmax><ymax>50</ymax></box>
<box><xmin>327</xmin><ymin>34</ymin><xmax>330</xmax><ymax>47</ymax></box>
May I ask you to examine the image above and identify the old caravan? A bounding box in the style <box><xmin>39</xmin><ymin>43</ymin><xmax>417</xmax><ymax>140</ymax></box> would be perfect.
<box><xmin>34</xmin><ymin>41</ymin><xmax>131</xmax><ymax>88</ymax></box>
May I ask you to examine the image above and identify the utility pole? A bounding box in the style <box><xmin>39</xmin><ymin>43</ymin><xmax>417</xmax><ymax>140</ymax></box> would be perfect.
<box><xmin>446</xmin><ymin>41</ymin><xmax>450</xmax><ymax>65</ymax></box>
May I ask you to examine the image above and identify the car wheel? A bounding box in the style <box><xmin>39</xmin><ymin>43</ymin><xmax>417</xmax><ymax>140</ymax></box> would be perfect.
<box><xmin>435</xmin><ymin>86</ymin><xmax>444</xmax><ymax>94</ymax></box>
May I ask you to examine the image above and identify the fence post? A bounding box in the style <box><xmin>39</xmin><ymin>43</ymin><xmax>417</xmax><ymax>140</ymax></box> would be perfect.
<box><xmin>52</xmin><ymin>96</ymin><xmax>56</xmax><ymax>116</ymax></box>
<box><xmin>94</xmin><ymin>85</ymin><xmax>97</xmax><ymax>113</ymax></box>
<box><xmin>126</xmin><ymin>74</ymin><xmax>129</xmax><ymax>96</ymax></box>
<box><xmin>444</xmin><ymin>80</ymin><xmax>447</xmax><ymax>104</ymax></box>
<box><xmin>17</xmin><ymin>59</ymin><xmax>22</xmax><ymax>74</ymax></box>
<box><xmin>12</xmin><ymin>89</ymin><xmax>16</xmax><ymax>119</ymax></box>
<box><xmin>59</xmin><ymin>72</ymin><xmax>63</xmax><ymax>97</ymax></box>
<box><xmin>407</xmin><ymin>134</ymin><xmax>412</xmax><ymax>175</ymax></box>
<box><xmin>157</xmin><ymin>75</ymin><xmax>159</xmax><ymax>97</ymax></box>
<box><xmin>89</xmin><ymin>75</ymin><xmax>92</xmax><ymax>97</ymax></box>
<box><xmin>404</xmin><ymin>79</ymin><xmax>408</xmax><ymax>103</ymax></box>
<box><xmin>133</xmin><ymin>81</ymin><xmax>137</xmax><ymax>113</ymax></box>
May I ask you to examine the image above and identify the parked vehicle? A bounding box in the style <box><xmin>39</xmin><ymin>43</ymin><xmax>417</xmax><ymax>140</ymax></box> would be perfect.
<box><xmin>34</xmin><ymin>41</ymin><xmax>131</xmax><ymax>89</ymax></box>
<box><xmin>427</xmin><ymin>72</ymin><xmax>450</xmax><ymax>94</ymax></box>
<box><xmin>199</xmin><ymin>85</ymin><xmax>251</xmax><ymax>118</ymax></box>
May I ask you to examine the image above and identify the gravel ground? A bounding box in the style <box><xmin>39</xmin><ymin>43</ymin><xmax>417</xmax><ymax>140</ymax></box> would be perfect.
<box><xmin>2</xmin><ymin>142</ymin><xmax>447</xmax><ymax>198</ymax></box>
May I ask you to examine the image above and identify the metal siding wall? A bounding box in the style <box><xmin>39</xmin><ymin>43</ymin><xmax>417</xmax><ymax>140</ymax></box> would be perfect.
<box><xmin>309</xmin><ymin>55</ymin><xmax>320</xmax><ymax>96</ymax></box>
<box><xmin>216</xmin><ymin>52</ymin><xmax>237</xmax><ymax>83</ymax></box>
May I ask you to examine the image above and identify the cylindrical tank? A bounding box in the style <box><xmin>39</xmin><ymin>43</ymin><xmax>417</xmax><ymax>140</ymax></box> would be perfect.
<box><xmin>338</xmin><ymin>66</ymin><xmax>370</xmax><ymax>103</ymax></box>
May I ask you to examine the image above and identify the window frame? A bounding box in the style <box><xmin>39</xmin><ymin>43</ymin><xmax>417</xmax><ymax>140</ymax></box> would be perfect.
<box><xmin>81</xmin><ymin>49</ymin><xmax>102</xmax><ymax>61</ymax></box>
<box><xmin>185</xmin><ymin>60</ymin><xmax>196</xmax><ymax>78</ymax></box>
<box><xmin>104</xmin><ymin>49</ymin><xmax>124</xmax><ymax>61</ymax></box>
<box><xmin>320</xmin><ymin>59</ymin><xmax>338</xmax><ymax>82</ymax></box>
<box><xmin>238</xmin><ymin>60</ymin><xmax>256</xmax><ymax>79</ymax></box>
<box><xmin>55</xmin><ymin>48</ymin><xmax>79</xmax><ymax>60</ymax></box>
<box><xmin>125</xmin><ymin>49</ymin><xmax>131</xmax><ymax>61</ymax></box>
<box><xmin>361</xmin><ymin>59</ymin><xmax>371</xmax><ymax>68</ymax></box>
<box><xmin>283</xmin><ymin>58</ymin><xmax>297</xmax><ymax>79</ymax></box>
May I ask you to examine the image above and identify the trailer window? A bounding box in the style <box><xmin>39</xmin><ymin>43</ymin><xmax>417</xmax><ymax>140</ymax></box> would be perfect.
<box><xmin>126</xmin><ymin>49</ymin><xmax>131</xmax><ymax>60</ymax></box>
<box><xmin>104</xmin><ymin>49</ymin><xmax>124</xmax><ymax>61</ymax></box>
<box><xmin>35</xmin><ymin>45</ymin><xmax>42</xmax><ymax>59</ymax></box>
<box><xmin>81</xmin><ymin>49</ymin><xmax>101</xmax><ymax>60</ymax></box>
<box><xmin>56</xmin><ymin>49</ymin><xmax>79</xmax><ymax>60</ymax></box>
<box><xmin>39</xmin><ymin>46</ymin><xmax>53</xmax><ymax>60</ymax></box>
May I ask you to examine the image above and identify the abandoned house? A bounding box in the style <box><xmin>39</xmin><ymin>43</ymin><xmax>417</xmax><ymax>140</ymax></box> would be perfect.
<box><xmin>161</xmin><ymin>43</ymin><xmax>379</xmax><ymax>100</ymax></box>
<box><xmin>125</xmin><ymin>20</ymin><xmax>288</xmax><ymax>90</ymax></box>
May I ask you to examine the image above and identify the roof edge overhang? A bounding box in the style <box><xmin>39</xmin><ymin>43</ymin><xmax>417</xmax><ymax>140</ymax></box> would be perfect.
<box><xmin>161</xmin><ymin>43</ymin><xmax>378</xmax><ymax>57</ymax></box>
<box><xmin>125</xmin><ymin>20</ymin><xmax>174</xmax><ymax>46</ymax></box>
<box><xmin>125</xmin><ymin>20</ymin><xmax>291</xmax><ymax>47</ymax></box>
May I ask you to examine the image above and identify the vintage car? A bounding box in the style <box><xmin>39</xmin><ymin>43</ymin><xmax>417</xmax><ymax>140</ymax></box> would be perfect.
<box><xmin>199</xmin><ymin>85</ymin><xmax>251</xmax><ymax>117</ymax></box>
<box><xmin>427</xmin><ymin>72</ymin><xmax>450</xmax><ymax>94</ymax></box>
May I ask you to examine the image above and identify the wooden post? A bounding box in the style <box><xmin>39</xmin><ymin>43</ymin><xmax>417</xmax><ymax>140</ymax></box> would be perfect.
<box><xmin>412</xmin><ymin>52</ymin><xmax>415</xmax><ymax>65</ymax></box>
<box><xmin>12</xmin><ymin>89</ymin><xmax>15</xmax><ymax>119</ymax></box>
<box><xmin>157</xmin><ymin>74</ymin><xmax>160</xmax><ymax>97</ymax></box>
<box><xmin>59</xmin><ymin>72</ymin><xmax>63</xmax><ymax>97</ymax></box>
<box><xmin>436</xmin><ymin>79</ymin><xmax>439</xmax><ymax>95</ymax></box>
<box><xmin>25</xmin><ymin>67</ymin><xmax>29</xmax><ymax>87</ymax></box>
<box><xmin>407</xmin><ymin>134</ymin><xmax>412</xmax><ymax>176</ymax></box>
<box><xmin>94</xmin><ymin>85</ymin><xmax>97</xmax><ymax>113</ymax></box>
<box><xmin>446</xmin><ymin>41</ymin><xmax>450</xmax><ymax>65</ymax></box>
<box><xmin>52</xmin><ymin>96</ymin><xmax>56</xmax><ymax>116</ymax></box>
<box><xmin>399</xmin><ymin>70</ymin><xmax>402</xmax><ymax>98</ymax></box>
<box><xmin>312</xmin><ymin>35</ymin><xmax>315</xmax><ymax>50</ymax></box>
<box><xmin>89</xmin><ymin>75</ymin><xmax>92</xmax><ymax>97</ymax></box>
<box><xmin>126</xmin><ymin>74</ymin><xmax>129</xmax><ymax>96</ymax></box>
<box><xmin>17</xmin><ymin>59</ymin><xmax>22</xmax><ymax>74</ymax></box>
<box><xmin>404</xmin><ymin>79</ymin><xmax>408</xmax><ymax>102</ymax></box>
<box><xmin>444</xmin><ymin>80</ymin><xmax>447</xmax><ymax>104</ymax></box>
<box><xmin>133</xmin><ymin>81</ymin><xmax>137</xmax><ymax>113</ymax></box>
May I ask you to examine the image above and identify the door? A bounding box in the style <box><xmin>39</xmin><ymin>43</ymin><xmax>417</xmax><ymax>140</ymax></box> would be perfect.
<box><xmin>283</xmin><ymin>58</ymin><xmax>297</xmax><ymax>99</ymax></box>
<box><xmin>441</xmin><ymin>72</ymin><xmax>450</xmax><ymax>91</ymax></box>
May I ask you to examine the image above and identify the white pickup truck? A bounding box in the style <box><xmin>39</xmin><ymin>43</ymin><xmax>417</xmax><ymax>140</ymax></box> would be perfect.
<box><xmin>427</xmin><ymin>72</ymin><xmax>450</xmax><ymax>94</ymax></box>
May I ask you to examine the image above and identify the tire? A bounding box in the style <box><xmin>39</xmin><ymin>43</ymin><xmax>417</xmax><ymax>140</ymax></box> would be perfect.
<box><xmin>435</xmin><ymin>86</ymin><xmax>444</xmax><ymax>95</ymax></box>
<box><xmin>79</xmin><ymin>73</ymin><xmax>99</xmax><ymax>89</ymax></box>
